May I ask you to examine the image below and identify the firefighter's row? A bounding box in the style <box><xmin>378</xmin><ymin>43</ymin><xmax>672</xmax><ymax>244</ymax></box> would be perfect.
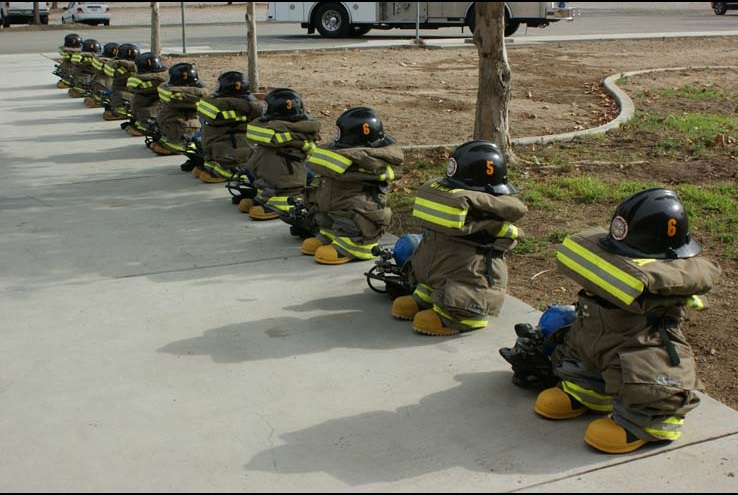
<box><xmin>52</xmin><ymin>33</ymin><xmax>721</xmax><ymax>456</ymax></box>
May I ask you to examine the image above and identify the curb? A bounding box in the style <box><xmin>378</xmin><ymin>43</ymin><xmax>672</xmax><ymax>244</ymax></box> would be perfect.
<box><xmin>401</xmin><ymin>65</ymin><xmax>738</xmax><ymax>151</ymax></box>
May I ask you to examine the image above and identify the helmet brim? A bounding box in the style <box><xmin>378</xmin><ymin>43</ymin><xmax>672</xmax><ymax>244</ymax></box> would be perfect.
<box><xmin>598</xmin><ymin>236</ymin><xmax>702</xmax><ymax>259</ymax></box>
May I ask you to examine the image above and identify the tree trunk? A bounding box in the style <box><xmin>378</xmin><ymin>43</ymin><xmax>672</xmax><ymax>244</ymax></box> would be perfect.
<box><xmin>33</xmin><ymin>2</ymin><xmax>40</xmax><ymax>25</ymax></box>
<box><xmin>150</xmin><ymin>2</ymin><xmax>161</xmax><ymax>56</ymax></box>
<box><xmin>472</xmin><ymin>2</ymin><xmax>515</xmax><ymax>162</ymax></box>
<box><xmin>246</xmin><ymin>2</ymin><xmax>260</xmax><ymax>93</ymax></box>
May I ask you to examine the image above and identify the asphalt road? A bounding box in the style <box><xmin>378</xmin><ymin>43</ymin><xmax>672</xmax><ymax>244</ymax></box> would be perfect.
<box><xmin>1</xmin><ymin>2</ymin><xmax>738</xmax><ymax>55</ymax></box>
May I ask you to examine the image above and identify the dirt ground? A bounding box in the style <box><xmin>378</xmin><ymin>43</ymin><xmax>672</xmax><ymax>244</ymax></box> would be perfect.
<box><xmin>164</xmin><ymin>36</ymin><xmax>738</xmax><ymax>410</ymax></box>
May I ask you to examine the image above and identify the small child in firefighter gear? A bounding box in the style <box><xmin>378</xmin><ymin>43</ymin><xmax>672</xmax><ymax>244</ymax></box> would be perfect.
<box><xmin>149</xmin><ymin>62</ymin><xmax>208</xmax><ymax>157</ymax></box>
<box><xmin>535</xmin><ymin>188</ymin><xmax>721</xmax><ymax>454</ymax></box>
<box><xmin>123</xmin><ymin>52</ymin><xmax>168</xmax><ymax>137</ymax></box>
<box><xmin>391</xmin><ymin>141</ymin><xmax>527</xmax><ymax>336</ymax></box>
<box><xmin>301</xmin><ymin>107</ymin><xmax>404</xmax><ymax>265</ymax></box>
<box><xmin>68</xmin><ymin>38</ymin><xmax>101</xmax><ymax>98</ymax></box>
<box><xmin>102</xmin><ymin>43</ymin><xmax>139</xmax><ymax>121</ymax></box>
<box><xmin>84</xmin><ymin>42</ymin><xmax>118</xmax><ymax>109</ymax></box>
<box><xmin>195</xmin><ymin>71</ymin><xmax>263</xmax><ymax>183</ymax></box>
<box><xmin>242</xmin><ymin>88</ymin><xmax>321</xmax><ymax>221</ymax></box>
<box><xmin>54</xmin><ymin>33</ymin><xmax>82</xmax><ymax>89</ymax></box>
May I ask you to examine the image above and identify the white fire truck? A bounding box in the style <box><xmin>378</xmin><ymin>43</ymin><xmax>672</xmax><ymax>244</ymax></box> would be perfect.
<box><xmin>266</xmin><ymin>2</ymin><xmax>574</xmax><ymax>38</ymax></box>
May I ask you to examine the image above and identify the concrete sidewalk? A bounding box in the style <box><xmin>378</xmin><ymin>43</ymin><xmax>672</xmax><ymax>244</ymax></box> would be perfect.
<box><xmin>0</xmin><ymin>53</ymin><xmax>737</xmax><ymax>492</ymax></box>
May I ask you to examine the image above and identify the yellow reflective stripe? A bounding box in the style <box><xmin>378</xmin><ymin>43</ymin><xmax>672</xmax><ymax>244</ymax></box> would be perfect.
<box><xmin>103</xmin><ymin>63</ymin><xmax>115</xmax><ymax>77</ymax></box>
<box><xmin>561</xmin><ymin>381</ymin><xmax>613</xmax><ymax>412</ymax></box>
<box><xmin>212</xmin><ymin>163</ymin><xmax>235</xmax><ymax>179</ymax></box>
<box><xmin>127</xmin><ymin>77</ymin><xmax>143</xmax><ymax>89</ymax></box>
<box><xmin>265</xmin><ymin>196</ymin><xmax>291</xmax><ymax>212</ymax></box>
<box><xmin>246</xmin><ymin>125</ymin><xmax>275</xmax><ymax>144</ymax></box>
<box><xmin>71</xmin><ymin>53</ymin><xmax>83</xmax><ymax>63</ymax></box>
<box><xmin>433</xmin><ymin>304</ymin><xmax>488</xmax><ymax>329</ymax></box>
<box><xmin>412</xmin><ymin>197</ymin><xmax>467</xmax><ymax>230</ymax></box>
<box><xmin>116</xmin><ymin>67</ymin><xmax>128</xmax><ymax>75</ymax></box>
<box><xmin>197</xmin><ymin>100</ymin><xmax>219</xmax><ymax>119</ymax></box>
<box><xmin>308</xmin><ymin>148</ymin><xmax>353</xmax><ymax>174</ymax></box>
<box><xmin>273</xmin><ymin>131</ymin><xmax>292</xmax><ymax>144</ymax></box>
<box><xmin>302</xmin><ymin>141</ymin><xmax>317</xmax><ymax>153</ymax></box>
<box><xmin>378</xmin><ymin>166</ymin><xmax>396</xmax><ymax>181</ymax></box>
<box><xmin>58</xmin><ymin>48</ymin><xmax>70</xmax><ymax>58</ymax></box>
<box><xmin>91</xmin><ymin>58</ymin><xmax>103</xmax><ymax>70</ymax></box>
<box><xmin>413</xmin><ymin>284</ymin><xmax>434</xmax><ymax>304</ymax></box>
<box><xmin>218</xmin><ymin>110</ymin><xmax>248</xmax><ymax>121</ymax></box>
<box><xmin>557</xmin><ymin>238</ymin><xmax>645</xmax><ymax>306</ymax></box>
<box><xmin>319</xmin><ymin>230</ymin><xmax>375</xmax><ymax>259</ymax></box>
<box><xmin>159</xmin><ymin>138</ymin><xmax>186</xmax><ymax>152</ymax></box>
<box><xmin>643</xmin><ymin>416</ymin><xmax>684</xmax><ymax>440</ymax></box>
<box><xmin>157</xmin><ymin>86</ymin><xmax>172</xmax><ymax>102</ymax></box>
<box><xmin>496</xmin><ymin>222</ymin><xmax>519</xmax><ymax>240</ymax></box>
<box><xmin>686</xmin><ymin>295</ymin><xmax>705</xmax><ymax>310</ymax></box>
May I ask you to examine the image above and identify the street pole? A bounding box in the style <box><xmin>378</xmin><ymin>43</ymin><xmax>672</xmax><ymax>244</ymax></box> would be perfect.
<box><xmin>151</xmin><ymin>2</ymin><xmax>161</xmax><ymax>56</ymax></box>
<box><xmin>246</xmin><ymin>2</ymin><xmax>260</xmax><ymax>93</ymax></box>
<box><xmin>415</xmin><ymin>2</ymin><xmax>420</xmax><ymax>43</ymax></box>
<box><xmin>180</xmin><ymin>2</ymin><xmax>187</xmax><ymax>54</ymax></box>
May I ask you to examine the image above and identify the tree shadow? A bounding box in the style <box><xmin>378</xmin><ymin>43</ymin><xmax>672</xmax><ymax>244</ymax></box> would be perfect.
<box><xmin>157</xmin><ymin>292</ymin><xmax>441</xmax><ymax>362</ymax></box>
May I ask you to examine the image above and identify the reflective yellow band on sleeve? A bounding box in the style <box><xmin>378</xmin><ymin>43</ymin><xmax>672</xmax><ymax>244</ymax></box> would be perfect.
<box><xmin>412</xmin><ymin>197</ymin><xmax>467</xmax><ymax>230</ymax></box>
<box><xmin>246</xmin><ymin>125</ymin><xmax>276</xmax><ymax>144</ymax></box>
<box><xmin>197</xmin><ymin>100</ymin><xmax>220</xmax><ymax>119</ymax></box>
<box><xmin>686</xmin><ymin>295</ymin><xmax>705</xmax><ymax>310</ymax></box>
<box><xmin>273</xmin><ymin>131</ymin><xmax>292</xmax><ymax>144</ymax></box>
<box><xmin>496</xmin><ymin>222</ymin><xmax>519</xmax><ymax>240</ymax></box>
<box><xmin>308</xmin><ymin>148</ymin><xmax>353</xmax><ymax>174</ymax></box>
<box><xmin>556</xmin><ymin>237</ymin><xmax>645</xmax><ymax>306</ymax></box>
<box><xmin>103</xmin><ymin>64</ymin><xmax>115</xmax><ymax>77</ymax></box>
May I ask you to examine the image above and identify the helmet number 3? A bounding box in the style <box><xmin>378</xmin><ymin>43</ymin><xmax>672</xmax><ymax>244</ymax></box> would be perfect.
<box><xmin>286</xmin><ymin>99</ymin><xmax>293</xmax><ymax>110</ymax></box>
<box><xmin>362</xmin><ymin>123</ymin><xmax>371</xmax><ymax>135</ymax></box>
<box><xmin>667</xmin><ymin>218</ymin><xmax>677</xmax><ymax>237</ymax></box>
<box><xmin>485</xmin><ymin>160</ymin><xmax>495</xmax><ymax>176</ymax></box>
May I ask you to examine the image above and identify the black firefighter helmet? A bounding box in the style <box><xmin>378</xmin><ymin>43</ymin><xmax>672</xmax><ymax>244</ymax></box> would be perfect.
<box><xmin>214</xmin><ymin>71</ymin><xmax>250</xmax><ymax>97</ymax></box>
<box><xmin>599</xmin><ymin>188</ymin><xmax>702</xmax><ymax>259</ymax></box>
<box><xmin>331</xmin><ymin>106</ymin><xmax>395</xmax><ymax>149</ymax></box>
<box><xmin>442</xmin><ymin>140</ymin><xmax>517</xmax><ymax>195</ymax></box>
<box><xmin>63</xmin><ymin>33</ymin><xmax>83</xmax><ymax>49</ymax></box>
<box><xmin>262</xmin><ymin>88</ymin><xmax>306</xmax><ymax>122</ymax></box>
<box><xmin>168</xmin><ymin>62</ymin><xmax>203</xmax><ymax>87</ymax></box>
<box><xmin>134</xmin><ymin>52</ymin><xmax>166</xmax><ymax>74</ymax></box>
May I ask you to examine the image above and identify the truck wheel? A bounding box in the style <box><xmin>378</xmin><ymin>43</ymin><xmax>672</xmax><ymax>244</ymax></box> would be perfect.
<box><xmin>465</xmin><ymin>8</ymin><xmax>475</xmax><ymax>33</ymax></box>
<box><xmin>313</xmin><ymin>3</ymin><xmax>350</xmax><ymax>38</ymax></box>
<box><xmin>1</xmin><ymin>15</ymin><xmax>9</xmax><ymax>28</ymax></box>
<box><xmin>41</xmin><ymin>15</ymin><xmax>49</xmax><ymax>25</ymax></box>
<box><xmin>714</xmin><ymin>3</ymin><xmax>728</xmax><ymax>15</ymax></box>
<box><xmin>504</xmin><ymin>10</ymin><xmax>520</xmax><ymax>37</ymax></box>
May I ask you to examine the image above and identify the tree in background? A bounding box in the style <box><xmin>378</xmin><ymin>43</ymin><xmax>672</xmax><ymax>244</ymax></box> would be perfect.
<box><xmin>472</xmin><ymin>2</ymin><xmax>515</xmax><ymax>162</ymax></box>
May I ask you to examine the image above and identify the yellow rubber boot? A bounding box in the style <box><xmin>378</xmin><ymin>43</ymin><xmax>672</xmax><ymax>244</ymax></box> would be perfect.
<box><xmin>584</xmin><ymin>417</ymin><xmax>648</xmax><ymax>454</ymax></box>
<box><xmin>301</xmin><ymin>237</ymin><xmax>324</xmax><ymax>255</ymax></box>
<box><xmin>103</xmin><ymin>110</ymin><xmax>127</xmax><ymax>121</ymax></box>
<box><xmin>248</xmin><ymin>206</ymin><xmax>279</xmax><ymax>221</ymax></box>
<box><xmin>391</xmin><ymin>296</ymin><xmax>419</xmax><ymax>321</ymax></box>
<box><xmin>238</xmin><ymin>198</ymin><xmax>255</xmax><ymax>213</ymax></box>
<box><xmin>125</xmin><ymin>125</ymin><xmax>144</xmax><ymax>137</ymax></box>
<box><xmin>534</xmin><ymin>387</ymin><xmax>588</xmax><ymax>420</ymax></box>
<box><xmin>412</xmin><ymin>309</ymin><xmax>459</xmax><ymax>336</ymax></box>
<box><xmin>314</xmin><ymin>245</ymin><xmax>352</xmax><ymax>265</ymax></box>
<box><xmin>149</xmin><ymin>142</ymin><xmax>174</xmax><ymax>155</ymax></box>
<box><xmin>199</xmin><ymin>170</ymin><xmax>225</xmax><ymax>183</ymax></box>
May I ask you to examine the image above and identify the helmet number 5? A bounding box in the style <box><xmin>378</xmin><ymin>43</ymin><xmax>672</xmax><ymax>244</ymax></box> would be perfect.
<box><xmin>362</xmin><ymin>123</ymin><xmax>371</xmax><ymax>135</ymax></box>
<box><xmin>486</xmin><ymin>160</ymin><xmax>495</xmax><ymax>176</ymax></box>
<box><xmin>667</xmin><ymin>218</ymin><xmax>677</xmax><ymax>237</ymax></box>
